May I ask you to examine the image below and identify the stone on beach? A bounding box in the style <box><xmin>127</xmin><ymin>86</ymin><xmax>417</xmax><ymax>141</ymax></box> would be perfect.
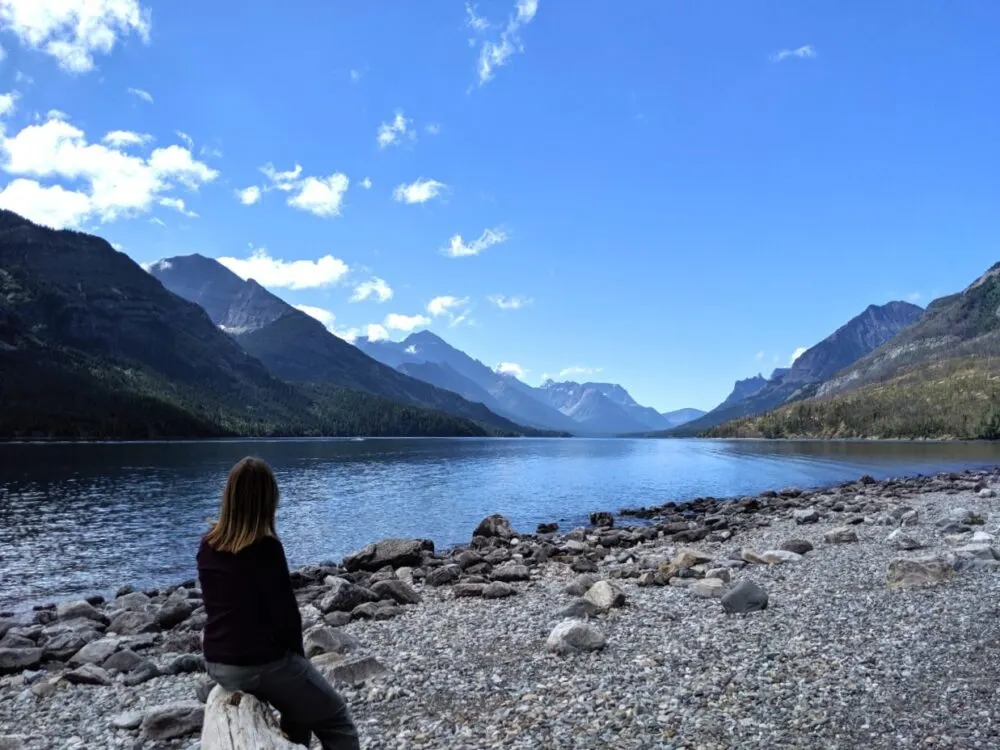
<box><xmin>824</xmin><ymin>526</ymin><xmax>860</xmax><ymax>544</ymax></box>
<box><xmin>55</xmin><ymin>600</ymin><xmax>104</xmax><ymax>624</ymax></box>
<box><xmin>721</xmin><ymin>580</ymin><xmax>769</xmax><ymax>614</ymax></box>
<box><xmin>886</xmin><ymin>529</ymin><xmax>924</xmax><ymax>551</ymax></box>
<box><xmin>342</xmin><ymin>538</ymin><xmax>428</xmax><ymax>573</ymax></box>
<box><xmin>583</xmin><ymin>581</ymin><xmax>626</xmax><ymax>612</ymax></box>
<box><xmin>141</xmin><ymin>700</ymin><xmax>205</xmax><ymax>740</ymax></box>
<box><xmin>0</xmin><ymin>648</ymin><xmax>42</xmax><ymax>675</ymax></box>
<box><xmin>319</xmin><ymin>578</ymin><xmax>378</xmax><ymax>612</ymax></box>
<box><xmin>690</xmin><ymin>578</ymin><xmax>727</xmax><ymax>598</ymax></box>
<box><xmin>545</xmin><ymin>619</ymin><xmax>606</xmax><ymax>654</ymax></box>
<box><xmin>473</xmin><ymin>514</ymin><xmax>516</xmax><ymax>540</ymax></box>
<box><xmin>370</xmin><ymin>579</ymin><xmax>421</xmax><ymax>605</ymax></box>
<box><xmin>760</xmin><ymin>550</ymin><xmax>803</xmax><ymax>564</ymax></box>
<box><xmin>793</xmin><ymin>508</ymin><xmax>820</xmax><ymax>524</ymax></box>
<box><xmin>780</xmin><ymin>538</ymin><xmax>814</xmax><ymax>555</ymax></box>
<box><xmin>886</xmin><ymin>555</ymin><xmax>954</xmax><ymax>588</ymax></box>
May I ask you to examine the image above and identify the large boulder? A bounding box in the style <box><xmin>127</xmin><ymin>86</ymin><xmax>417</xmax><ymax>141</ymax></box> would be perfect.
<box><xmin>370</xmin><ymin>580</ymin><xmax>421</xmax><ymax>605</ymax></box>
<box><xmin>492</xmin><ymin>564</ymin><xmax>530</xmax><ymax>583</ymax></box>
<box><xmin>825</xmin><ymin>527</ymin><xmax>859</xmax><ymax>544</ymax></box>
<box><xmin>303</xmin><ymin>626</ymin><xmax>360</xmax><ymax>658</ymax></box>
<box><xmin>318</xmin><ymin>579</ymin><xmax>378</xmax><ymax>613</ymax></box>
<box><xmin>342</xmin><ymin>538</ymin><xmax>429</xmax><ymax>573</ymax></box>
<box><xmin>107</xmin><ymin>610</ymin><xmax>158</xmax><ymax>635</ymax></box>
<box><xmin>780</xmin><ymin>539</ymin><xmax>814</xmax><ymax>555</ymax></box>
<box><xmin>156</xmin><ymin>599</ymin><xmax>195</xmax><ymax>630</ymax></box>
<box><xmin>201</xmin><ymin>687</ymin><xmax>299</xmax><ymax>749</ymax></box>
<box><xmin>721</xmin><ymin>580</ymin><xmax>769</xmax><ymax>614</ymax></box>
<box><xmin>886</xmin><ymin>555</ymin><xmax>953</xmax><ymax>588</ymax></box>
<box><xmin>69</xmin><ymin>638</ymin><xmax>119</xmax><ymax>666</ymax></box>
<box><xmin>42</xmin><ymin>630</ymin><xmax>100</xmax><ymax>661</ymax></box>
<box><xmin>690</xmin><ymin>578</ymin><xmax>727</xmax><ymax>598</ymax></box>
<box><xmin>55</xmin><ymin>600</ymin><xmax>105</xmax><ymax>624</ymax></box>
<box><xmin>424</xmin><ymin>565</ymin><xmax>461</xmax><ymax>587</ymax></box>
<box><xmin>545</xmin><ymin>619</ymin><xmax>605</xmax><ymax>654</ymax></box>
<box><xmin>312</xmin><ymin>654</ymin><xmax>389</xmax><ymax>687</ymax></box>
<box><xmin>583</xmin><ymin>581</ymin><xmax>626</xmax><ymax>612</ymax></box>
<box><xmin>473</xmin><ymin>514</ymin><xmax>516</xmax><ymax>540</ymax></box>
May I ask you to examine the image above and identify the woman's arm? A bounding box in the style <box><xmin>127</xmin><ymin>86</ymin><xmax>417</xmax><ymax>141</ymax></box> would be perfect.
<box><xmin>261</xmin><ymin>538</ymin><xmax>305</xmax><ymax>657</ymax></box>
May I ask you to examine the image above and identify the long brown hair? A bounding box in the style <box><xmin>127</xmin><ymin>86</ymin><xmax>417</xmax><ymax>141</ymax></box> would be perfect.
<box><xmin>204</xmin><ymin>457</ymin><xmax>279</xmax><ymax>553</ymax></box>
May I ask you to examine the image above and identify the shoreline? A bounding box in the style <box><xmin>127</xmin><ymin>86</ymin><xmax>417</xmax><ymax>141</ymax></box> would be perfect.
<box><xmin>2</xmin><ymin>468</ymin><xmax>1000</xmax><ymax>748</ymax></box>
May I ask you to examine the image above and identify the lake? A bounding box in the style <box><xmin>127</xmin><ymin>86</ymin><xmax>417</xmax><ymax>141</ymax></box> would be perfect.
<box><xmin>2</xmin><ymin>437</ymin><xmax>1000</xmax><ymax>611</ymax></box>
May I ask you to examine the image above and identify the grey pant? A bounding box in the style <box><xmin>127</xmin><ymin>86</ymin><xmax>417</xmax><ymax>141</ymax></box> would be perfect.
<box><xmin>207</xmin><ymin>653</ymin><xmax>359</xmax><ymax>749</ymax></box>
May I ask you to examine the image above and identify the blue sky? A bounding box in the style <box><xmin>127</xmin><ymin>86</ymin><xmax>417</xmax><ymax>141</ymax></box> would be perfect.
<box><xmin>0</xmin><ymin>1</ymin><xmax>997</xmax><ymax>412</ymax></box>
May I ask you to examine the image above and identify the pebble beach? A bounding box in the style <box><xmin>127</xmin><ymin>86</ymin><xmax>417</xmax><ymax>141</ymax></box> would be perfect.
<box><xmin>2</xmin><ymin>469</ymin><xmax>999</xmax><ymax>749</ymax></box>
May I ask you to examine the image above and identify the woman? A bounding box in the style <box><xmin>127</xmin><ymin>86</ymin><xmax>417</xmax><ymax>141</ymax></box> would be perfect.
<box><xmin>197</xmin><ymin>457</ymin><xmax>360</xmax><ymax>749</ymax></box>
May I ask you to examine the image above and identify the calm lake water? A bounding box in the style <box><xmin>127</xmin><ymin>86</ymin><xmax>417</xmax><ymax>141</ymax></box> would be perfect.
<box><xmin>2</xmin><ymin>437</ymin><xmax>1000</xmax><ymax>611</ymax></box>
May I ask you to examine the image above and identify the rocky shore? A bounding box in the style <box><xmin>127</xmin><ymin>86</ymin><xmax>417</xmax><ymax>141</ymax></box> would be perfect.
<box><xmin>2</xmin><ymin>470</ymin><xmax>1000</xmax><ymax>749</ymax></box>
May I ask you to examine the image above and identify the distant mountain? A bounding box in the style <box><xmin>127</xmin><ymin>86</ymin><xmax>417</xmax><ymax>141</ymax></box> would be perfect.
<box><xmin>585</xmin><ymin>382</ymin><xmax>674</xmax><ymax>431</ymax></box>
<box><xmin>664</xmin><ymin>300</ymin><xmax>924</xmax><ymax>436</ymax></box>
<box><xmin>0</xmin><ymin>211</ymin><xmax>492</xmax><ymax>439</ymax></box>
<box><xmin>149</xmin><ymin>255</ymin><xmax>532</xmax><ymax>435</ymax></box>
<box><xmin>534</xmin><ymin>381</ymin><xmax>649</xmax><ymax>434</ymax></box>
<box><xmin>708</xmin><ymin>264</ymin><xmax>1000</xmax><ymax>440</ymax></box>
<box><xmin>359</xmin><ymin>332</ymin><xmax>581</xmax><ymax>433</ymax></box>
<box><xmin>660</xmin><ymin>408</ymin><xmax>707</xmax><ymax>428</ymax></box>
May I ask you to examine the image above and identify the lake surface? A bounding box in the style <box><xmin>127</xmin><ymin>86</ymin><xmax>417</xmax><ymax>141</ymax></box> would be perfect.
<box><xmin>2</xmin><ymin>437</ymin><xmax>1000</xmax><ymax>611</ymax></box>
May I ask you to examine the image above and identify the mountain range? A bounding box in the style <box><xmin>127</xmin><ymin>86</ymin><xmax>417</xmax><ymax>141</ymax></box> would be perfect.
<box><xmin>663</xmin><ymin>300</ymin><xmax>925</xmax><ymax>436</ymax></box>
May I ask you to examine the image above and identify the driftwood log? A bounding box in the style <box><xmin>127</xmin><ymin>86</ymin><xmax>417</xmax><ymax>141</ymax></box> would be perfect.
<box><xmin>200</xmin><ymin>686</ymin><xmax>299</xmax><ymax>749</ymax></box>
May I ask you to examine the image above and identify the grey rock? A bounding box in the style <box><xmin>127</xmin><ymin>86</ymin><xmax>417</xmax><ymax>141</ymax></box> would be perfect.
<box><xmin>155</xmin><ymin>599</ymin><xmax>194</xmax><ymax>630</ymax></box>
<box><xmin>166</xmin><ymin>654</ymin><xmax>205</xmax><ymax>675</ymax></box>
<box><xmin>55</xmin><ymin>600</ymin><xmax>105</xmax><ymax>624</ymax></box>
<box><xmin>571</xmin><ymin>558</ymin><xmax>599</xmax><ymax>574</ymax></box>
<box><xmin>721</xmin><ymin>580</ymin><xmax>769</xmax><ymax>614</ymax></box>
<box><xmin>64</xmin><ymin>664</ymin><xmax>112</xmax><ymax>686</ymax></box>
<box><xmin>564</xmin><ymin>574</ymin><xmax>599</xmax><ymax>597</ymax></box>
<box><xmin>886</xmin><ymin>529</ymin><xmax>924</xmax><ymax>551</ymax></box>
<box><xmin>473</xmin><ymin>514</ymin><xmax>516</xmax><ymax>539</ymax></box>
<box><xmin>161</xmin><ymin>630</ymin><xmax>202</xmax><ymax>654</ymax></box>
<box><xmin>481</xmin><ymin>582</ymin><xmax>516</xmax><ymax>599</ymax></box>
<box><xmin>323</xmin><ymin>612</ymin><xmax>352</xmax><ymax>628</ymax></box>
<box><xmin>556</xmin><ymin>599</ymin><xmax>603</xmax><ymax>619</ymax></box>
<box><xmin>42</xmin><ymin>630</ymin><xmax>98</xmax><ymax>661</ymax></box>
<box><xmin>112</xmin><ymin>592</ymin><xmax>152</xmax><ymax>611</ymax></box>
<box><xmin>792</xmin><ymin>508</ymin><xmax>820</xmax><ymax>524</ymax></box>
<box><xmin>123</xmin><ymin>660</ymin><xmax>161</xmax><ymax>686</ymax></box>
<box><xmin>0</xmin><ymin>648</ymin><xmax>42</xmax><ymax>675</ymax></box>
<box><xmin>690</xmin><ymin>578</ymin><xmax>727</xmax><ymax>598</ymax></box>
<box><xmin>824</xmin><ymin>526</ymin><xmax>860</xmax><ymax>544</ymax></box>
<box><xmin>303</xmin><ymin>625</ymin><xmax>361</xmax><ymax>658</ymax></box>
<box><xmin>492</xmin><ymin>564</ymin><xmax>530</xmax><ymax>583</ymax></box>
<box><xmin>110</xmin><ymin>710</ymin><xmax>144</xmax><ymax>730</ymax></box>
<box><xmin>0</xmin><ymin>736</ymin><xmax>26</xmax><ymax>749</ymax></box>
<box><xmin>69</xmin><ymin>637</ymin><xmax>118</xmax><ymax>666</ymax></box>
<box><xmin>343</xmin><ymin>538</ymin><xmax>429</xmax><ymax>573</ymax></box>
<box><xmin>780</xmin><ymin>538</ymin><xmax>814</xmax><ymax>555</ymax></box>
<box><xmin>546</xmin><ymin>619</ymin><xmax>606</xmax><ymax>654</ymax></box>
<box><xmin>141</xmin><ymin>701</ymin><xmax>204</xmax><ymax>740</ymax></box>
<box><xmin>452</xmin><ymin>583</ymin><xmax>485</xmax><ymax>598</ymax></box>
<box><xmin>319</xmin><ymin>578</ymin><xmax>379</xmax><ymax>613</ymax></box>
<box><xmin>107</xmin><ymin>610</ymin><xmax>158</xmax><ymax>635</ymax></box>
<box><xmin>102</xmin><ymin>648</ymin><xmax>143</xmax><ymax>673</ymax></box>
<box><xmin>583</xmin><ymin>580</ymin><xmax>626</xmax><ymax>611</ymax></box>
<box><xmin>425</xmin><ymin>565</ymin><xmax>461</xmax><ymax>587</ymax></box>
<box><xmin>313</xmin><ymin>653</ymin><xmax>389</xmax><ymax>687</ymax></box>
<box><xmin>195</xmin><ymin>678</ymin><xmax>216</xmax><ymax>704</ymax></box>
<box><xmin>351</xmin><ymin>602</ymin><xmax>380</xmax><ymax>620</ymax></box>
<box><xmin>886</xmin><ymin>555</ymin><xmax>953</xmax><ymax>588</ymax></box>
<box><xmin>0</xmin><ymin>633</ymin><xmax>34</xmax><ymax>649</ymax></box>
<box><xmin>370</xmin><ymin>579</ymin><xmax>421</xmax><ymax>605</ymax></box>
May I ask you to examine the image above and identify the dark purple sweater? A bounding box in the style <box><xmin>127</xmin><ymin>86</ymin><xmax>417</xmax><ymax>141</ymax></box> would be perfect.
<box><xmin>197</xmin><ymin>535</ymin><xmax>304</xmax><ymax>666</ymax></box>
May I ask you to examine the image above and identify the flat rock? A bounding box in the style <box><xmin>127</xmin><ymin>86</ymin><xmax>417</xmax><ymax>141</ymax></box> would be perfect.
<box><xmin>556</xmin><ymin>599</ymin><xmax>603</xmax><ymax>619</ymax></box>
<box><xmin>690</xmin><ymin>578</ymin><xmax>727</xmax><ymax>598</ymax></box>
<box><xmin>55</xmin><ymin>600</ymin><xmax>104</xmax><ymax>624</ymax></box>
<box><xmin>886</xmin><ymin>555</ymin><xmax>953</xmax><ymax>588</ymax></box>
<box><xmin>482</xmin><ymin>582</ymin><xmax>516</xmax><ymax>599</ymax></box>
<box><xmin>319</xmin><ymin>578</ymin><xmax>378</xmax><ymax>612</ymax></box>
<box><xmin>110</xmin><ymin>711</ymin><xmax>144</xmax><ymax>730</ymax></box>
<box><xmin>452</xmin><ymin>583</ymin><xmax>485</xmax><ymax>598</ymax></box>
<box><xmin>546</xmin><ymin>619</ymin><xmax>605</xmax><ymax>654</ymax></box>
<box><xmin>760</xmin><ymin>550</ymin><xmax>803</xmax><ymax>564</ymax></box>
<box><xmin>564</xmin><ymin>575</ymin><xmax>598</xmax><ymax>596</ymax></box>
<box><xmin>141</xmin><ymin>701</ymin><xmax>205</xmax><ymax>741</ymax></box>
<box><xmin>313</xmin><ymin>654</ymin><xmax>389</xmax><ymax>687</ymax></box>
<box><xmin>886</xmin><ymin>529</ymin><xmax>924</xmax><ymax>551</ymax></box>
<box><xmin>370</xmin><ymin>579</ymin><xmax>421</xmax><ymax>605</ymax></box>
<box><xmin>780</xmin><ymin>538</ymin><xmax>814</xmax><ymax>555</ymax></box>
<box><xmin>63</xmin><ymin>664</ymin><xmax>112</xmax><ymax>686</ymax></box>
<box><xmin>112</xmin><ymin>592</ymin><xmax>152</xmax><ymax>611</ymax></box>
<box><xmin>69</xmin><ymin>637</ymin><xmax>118</xmax><ymax>666</ymax></box>
<box><xmin>303</xmin><ymin>626</ymin><xmax>360</xmax><ymax>658</ymax></box>
<box><xmin>102</xmin><ymin>648</ymin><xmax>143</xmax><ymax>673</ymax></box>
<box><xmin>123</xmin><ymin>660</ymin><xmax>161</xmax><ymax>686</ymax></box>
<box><xmin>342</xmin><ymin>538</ymin><xmax>429</xmax><ymax>572</ymax></box>
<box><xmin>107</xmin><ymin>610</ymin><xmax>158</xmax><ymax>635</ymax></box>
<box><xmin>793</xmin><ymin>508</ymin><xmax>820</xmax><ymax>524</ymax></box>
<box><xmin>825</xmin><ymin>526</ymin><xmax>860</xmax><ymax>544</ymax></box>
<box><xmin>425</xmin><ymin>565</ymin><xmax>462</xmax><ymax>587</ymax></box>
<box><xmin>156</xmin><ymin>599</ymin><xmax>195</xmax><ymax>630</ymax></box>
<box><xmin>492</xmin><ymin>564</ymin><xmax>530</xmax><ymax>583</ymax></box>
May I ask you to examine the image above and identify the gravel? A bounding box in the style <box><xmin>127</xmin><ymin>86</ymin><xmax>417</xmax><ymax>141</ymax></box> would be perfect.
<box><xmin>2</xmin><ymin>471</ymin><xmax>1000</xmax><ymax>749</ymax></box>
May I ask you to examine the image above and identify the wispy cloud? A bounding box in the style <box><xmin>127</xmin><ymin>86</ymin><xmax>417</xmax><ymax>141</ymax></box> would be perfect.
<box><xmin>158</xmin><ymin>197</ymin><xmax>197</xmax><ymax>218</ymax></box>
<box><xmin>350</xmin><ymin>69</ymin><xmax>363</xmax><ymax>84</ymax></box>
<box><xmin>770</xmin><ymin>45</ymin><xmax>817</xmax><ymax>63</ymax></box>
<box><xmin>377</xmin><ymin>111</ymin><xmax>413</xmax><ymax>149</ymax></box>
<box><xmin>360</xmin><ymin>177</ymin><xmax>372</xmax><ymax>190</ymax></box>
<box><xmin>127</xmin><ymin>87</ymin><xmax>153</xmax><ymax>104</ymax></box>
<box><xmin>427</xmin><ymin>295</ymin><xmax>469</xmax><ymax>317</ymax></box>
<box><xmin>443</xmin><ymin>227</ymin><xmax>507</xmax><ymax>257</ymax></box>
<box><xmin>217</xmin><ymin>248</ymin><xmax>349</xmax><ymax>289</ymax></box>
<box><xmin>0</xmin><ymin>91</ymin><xmax>18</xmax><ymax>117</ymax></box>
<box><xmin>425</xmin><ymin>123</ymin><xmax>441</xmax><ymax>136</ymax></box>
<box><xmin>559</xmin><ymin>365</ymin><xmax>601</xmax><ymax>379</ymax></box>
<box><xmin>240</xmin><ymin>163</ymin><xmax>349</xmax><ymax>216</ymax></box>
<box><xmin>101</xmin><ymin>130</ymin><xmax>151</xmax><ymax>148</ymax></box>
<box><xmin>495</xmin><ymin>361</ymin><xmax>527</xmax><ymax>379</ymax></box>
<box><xmin>236</xmin><ymin>185</ymin><xmax>261</xmax><ymax>205</ymax></box>
<box><xmin>393</xmin><ymin>178</ymin><xmax>446</xmax><ymax>204</ymax></box>
<box><xmin>351</xmin><ymin>277</ymin><xmax>393</xmax><ymax>303</ymax></box>
<box><xmin>175</xmin><ymin>131</ymin><xmax>193</xmax><ymax>148</ymax></box>
<box><xmin>791</xmin><ymin>347</ymin><xmax>808</xmax><ymax>364</ymax></box>
<box><xmin>384</xmin><ymin>312</ymin><xmax>431</xmax><ymax>333</ymax></box>
<box><xmin>465</xmin><ymin>2</ymin><xmax>491</xmax><ymax>32</ymax></box>
<box><xmin>907</xmin><ymin>292</ymin><xmax>922</xmax><ymax>303</ymax></box>
<box><xmin>488</xmin><ymin>294</ymin><xmax>531</xmax><ymax>310</ymax></box>
<box><xmin>754</xmin><ymin>350</ymin><xmax>765</xmax><ymax>361</ymax></box>
<box><xmin>295</xmin><ymin>304</ymin><xmax>336</xmax><ymax>328</ymax></box>
<box><xmin>476</xmin><ymin>0</ymin><xmax>539</xmax><ymax>86</ymax></box>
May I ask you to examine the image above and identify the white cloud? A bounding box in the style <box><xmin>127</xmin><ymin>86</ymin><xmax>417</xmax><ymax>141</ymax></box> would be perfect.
<box><xmin>770</xmin><ymin>45</ymin><xmax>817</xmax><ymax>63</ymax></box>
<box><xmin>149</xmin><ymin>216</ymin><xmax>165</xmax><ymax>227</ymax></box>
<box><xmin>0</xmin><ymin>0</ymin><xmax>151</xmax><ymax>73</ymax></box>
<box><xmin>0</xmin><ymin>178</ymin><xmax>91</xmax><ymax>228</ymax></box>
<box><xmin>465</xmin><ymin>2</ymin><xmax>490</xmax><ymax>32</ymax></box>
<box><xmin>127</xmin><ymin>87</ymin><xmax>153</xmax><ymax>104</ymax></box>
<box><xmin>236</xmin><ymin>185</ymin><xmax>261</xmax><ymax>205</ymax></box>
<box><xmin>294</xmin><ymin>304</ymin><xmax>336</xmax><ymax>328</ymax></box>
<box><xmin>488</xmin><ymin>294</ymin><xmax>530</xmax><ymax>310</ymax></box>
<box><xmin>175</xmin><ymin>131</ymin><xmax>193</xmax><ymax>148</ymax></box>
<box><xmin>0</xmin><ymin>116</ymin><xmax>217</xmax><ymax>227</ymax></box>
<box><xmin>14</xmin><ymin>70</ymin><xmax>32</xmax><ymax>85</ymax></box>
<box><xmin>495</xmin><ymin>361</ymin><xmax>526</xmax><ymax>379</ymax></box>
<box><xmin>217</xmin><ymin>249</ymin><xmax>350</xmax><ymax>290</ymax></box>
<box><xmin>559</xmin><ymin>365</ymin><xmax>601</xmax><ymax>378</ymax></box>
<box><xmin>384</xmin><ymin>312</ymin><xmax>430</xmax><ymax>333</ymax></box>
<box><xmin>351</xmin><ymin>277</ymin><xmax>393</xmax><ymax>303</ymax></box>
<box><xmin>46</xmin><ymin>108</ymin><xmax>69</xmax><ymax>121</ymax></box>
<box><xmin>261</xmin><ymin>163</ymin><xmax>303</xmax><ymax>191</ymax></box>
<box><xmin>360</xmin><ymin>177</ymin><xmax>372</xmax><ymax>190</ymax></box>
<box><xmin>425</xmin><ymin>123</ymin><xmax>441</xmax><ymax>136</ymax></box>
<box><xmin>443</xmin><ymin>227</ymin><xmax>506</xmax><ymax>257</ymax></box>
<box><xmin>377</xmin><ymin>111</ymin><xmax>412</xmax><ymax>149</ymax></box>
<box><xmin>288</xmin><ymin>173</ymin><xmax>349</xmax><ymax>217</ymax></box>
<box><xmin>364</xmin><ymin>323</ymin><xmax>389</xmax><ymax>342</ymax></box>
<box><xmin>476</xmin><ymin>0</ymin><xmax>539</xmax><ymax>86</ymax></box>
<box><xmin>393</xmin><ymin>177</ymin><xmax>446</xmax><ymax>205</ymax></box>
<box><xmin>350</xmin><ymin>69</ymin><xmax>362</xmax><ymax>84</ymax></box>
<box><xmin>158</xmin><ymin>196</ymin><xmax>197</xmax><ymax>218</ymax></box>
<box><xmin>101</xmin><ymin>130</ymin><xmax>150</xmax><ymax>148</ymax></box>
<box><xmin>791</xmin><ymin>347</ymin><xmax>808</xmax><ymax>364</ymax></box>
<box><xmin>754</xmin><ymin>350</ymin><xmax>765</xmax><ymax>361</ymax></box>
<box><xmin>426</xmin><ymin>295</ymin><xmax>468</xmax><ymax>317</ymax></box>
<box><xmin>0</xmin><ymin>91</ymin><xmax>19</xmax><ymax>117</ymax></box>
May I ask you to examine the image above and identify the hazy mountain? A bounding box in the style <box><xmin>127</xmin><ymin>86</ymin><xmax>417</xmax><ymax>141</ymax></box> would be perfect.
<box><xmin>0</xmin><ymin>211</ymin><xmax>491</xmax><ymax>439</ymax></box>
<box><xmin>534</xmin><ymin>381</ymin><xmax>649</xmax><ymax>434</ymax></box>
<box><xmin>150</xmin><ymin>255</ymin><xmax>531</xmax><ymax>434</ymax></box>
<box><xmin>660</xmin><ymin>408</ymin><xmax>707</xmax><ymax>427</ymax></box>
<box><xmin>584</xmin><ymin>382</ymin><xmax>673</xmax><ymax>431</ymax></box>
<box><xmin>358</xmin><ymin>331</ymin><xmax>581</xmax><ymax>433</ymax></box>
<box><xmin>665</xmin><ymin>300</ymin><xmax>924</xmax><ymax>436</ymax></box>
